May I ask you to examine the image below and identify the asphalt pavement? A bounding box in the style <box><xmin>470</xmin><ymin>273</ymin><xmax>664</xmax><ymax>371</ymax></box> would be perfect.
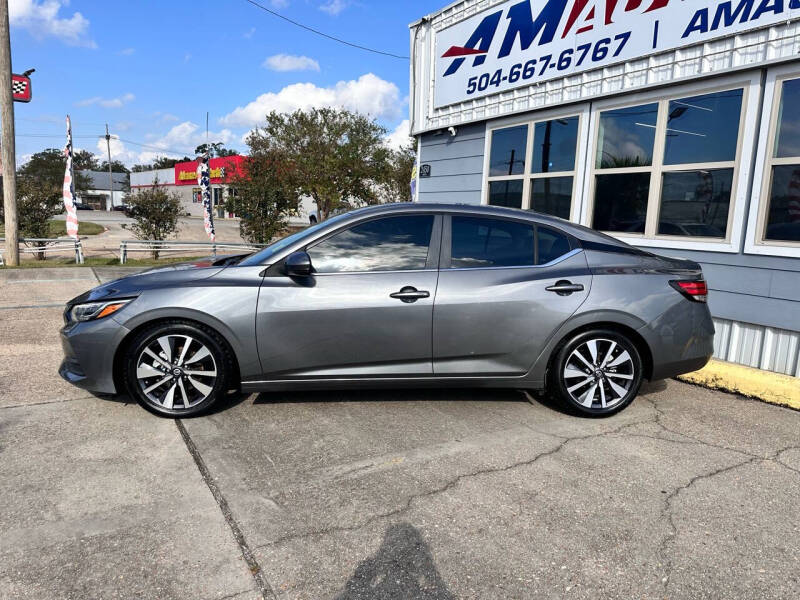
<box><xmin>1</xmin><ymin>267</ymin><xmax>799</xmax><ymax>599</ymax></box>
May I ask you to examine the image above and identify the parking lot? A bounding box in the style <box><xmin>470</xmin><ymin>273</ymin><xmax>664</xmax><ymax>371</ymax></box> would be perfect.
<box><xmin>1</xmin><ymin>267</ymin><xmax>798</xmax><ymax>600</ymax></box>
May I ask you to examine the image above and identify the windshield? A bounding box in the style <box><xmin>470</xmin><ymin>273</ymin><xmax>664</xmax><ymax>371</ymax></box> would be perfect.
<box><xmin>238</xmin><ymin>212</ymin><xmax>352</xmax><ymax>266</ymax></box>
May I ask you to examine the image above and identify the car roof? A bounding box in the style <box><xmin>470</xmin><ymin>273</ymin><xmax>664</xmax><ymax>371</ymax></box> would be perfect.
<box><xmin>344</xmin><ymin>202</ymin><xmax>636</xmax><ymax>249</ymax></box>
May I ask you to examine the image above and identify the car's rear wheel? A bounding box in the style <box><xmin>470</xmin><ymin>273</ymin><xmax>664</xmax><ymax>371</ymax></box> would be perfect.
<box><xmin>549</xmin><ymin>329</ymin><xmax>643</xmax><ymax>416</ymax></box>
<box><xmin>125</xmin><ymin>321</ymin><xmax>230</xmax><ymax>417</ymax></box>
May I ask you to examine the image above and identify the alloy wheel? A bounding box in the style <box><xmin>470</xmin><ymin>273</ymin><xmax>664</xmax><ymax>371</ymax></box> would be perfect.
<box><xmin>562</xmin><ymin>338</ymin><xmax>636</xmax><ymax>410</ymax></box>
<box><xmin>135</xmin><ymin>334</ymin><xmax>217</xmax><ymax>410</ymax></box>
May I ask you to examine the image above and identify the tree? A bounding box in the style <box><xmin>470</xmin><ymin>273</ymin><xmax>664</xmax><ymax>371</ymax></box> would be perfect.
<box><xmin>194</xmin><ymin>142</ymin><xmax>237</xmax><ymax>158</ymax></box>
<box><xmin>18</xmin><ymin>148</ymin><xmax>91</xmax><ymax>192</ymax></box>
<box><xmin>379</xmin><ymin>142</ymin><xmax>417</xmax><ymax>203</ymax></box>
<box><xmin>249</xmin><ymin>108</ymin><xmax>390</xmax><ymax>220</ymax></box>
<box><xmin>131</xmin><ymin>156</ymin><xmax>193</xmax><ymax>172</ymax></box>
<box><xmin>98</xmin><ymin>159</ymin><xmax>130</xmax><ymax>173</ymax></box>
<box><xmin>0</xmin><ymin>176</ymin><xmax>63</xmax><ymax>259</ymax></box>
<box><xmin>225</xmin><ymin>151</ymin><xmax>297</xmax><ymax>244</ymax></box>
<box><xmin>125</xmin><ymin>183</ymin><xmax>182</xmax><ymax>258</ymax></box>
<box><xmin>73</xmin><ymin>149</ymin><xmax>99</xmax><ymax>171</ymax></box>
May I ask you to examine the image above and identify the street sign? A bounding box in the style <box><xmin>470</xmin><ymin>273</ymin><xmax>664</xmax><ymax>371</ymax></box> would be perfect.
<box><xmin>11</xmin><ymin>74</ymin><xmax>31</xmax><ymax>102</ymax></box>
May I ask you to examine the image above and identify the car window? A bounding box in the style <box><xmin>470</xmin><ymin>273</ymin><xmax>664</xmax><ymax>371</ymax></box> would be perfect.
<box><xmin>536</xmin><ymin>226</ymin><xmax>572</xmax><ymax>264</ymax></box>
<box><xmin>451</xmin><ymin>216</ymin><xmax>534</xmax><ymax>268</ymax></box>
<box><xmin>308</xmin><ymin>215</ymin><xmax>434</xmax><ymax>273</ymax></box>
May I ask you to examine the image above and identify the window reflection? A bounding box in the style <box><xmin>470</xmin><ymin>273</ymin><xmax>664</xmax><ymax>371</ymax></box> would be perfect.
<box><xmin>537</xmin><ymin>227</ymin><xmax>571</xmax><ymax>264</ymax></box>
<box><xmin>663</xmin><ymin>90</ymin><xmax>743</xmax><ymax>165</ymax></box>
<box><xmin>775</xmin><ymin>79</ymin><xmax>800</xmax><ymax>159</ymax></box>
<box><xmin>658</xmin><ymin>169</ymin><xmax>732</xmax><ymax>238</ymax></box>
<box><xmin>489</xmin><ymin>125</ymin><xmax>528</xmax><ymax>176</ymax></box>
<box><xmin>593</xmin><ymin>173</ymin><xmax>650</xmax><ymax>233</ymax></box>
<box><xmin>596</xmin><ymin>104</ymin><xmax>658</xmax><ymax>168</ymax></box>
<box><xmin>488</xmin><ymin>180</ymin><xmax>523</xmax><ymax>208</ymax></box>
<box><xmin>308</xmin><ymin>215</ymin><xmax>433</xmax><ymax>273</ymax></box>
<box><xmin>451</xmin><ymin>216</ymin><xmax>534</xmax><ymax>268</ymax></box>
<box><xmin>530</xmin><ymin>177</ymin><xmax>572</xmax><ymax>219</ymax></box>
<box><xmin>532</xmin><ymin>117</ymin><xmax>578</xmax><ymax>173</ymax></box>
<box><xmin>764</xmin><ymin>165</ymin><xmax>800</xmax><ymax>242</ymax></box>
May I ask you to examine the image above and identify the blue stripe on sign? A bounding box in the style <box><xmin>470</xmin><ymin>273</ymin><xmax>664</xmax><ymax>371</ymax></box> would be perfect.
<box><xmin>653</xmin><ymin>20</ymin><xmax>659</xmax><ymax>49</ymax></box>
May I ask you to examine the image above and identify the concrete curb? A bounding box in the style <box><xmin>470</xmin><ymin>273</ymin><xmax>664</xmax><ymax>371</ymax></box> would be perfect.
<box><xmin>678</xmin><ymin>359</ymin><xmax>800</xmax><ymax>411</ymax></box>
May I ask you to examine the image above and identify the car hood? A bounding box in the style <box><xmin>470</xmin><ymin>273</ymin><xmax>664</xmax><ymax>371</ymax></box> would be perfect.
<box><xmin>66</xmin><ymin>255</ymin><xmax>246</xmax><ymax>306</ymax></box>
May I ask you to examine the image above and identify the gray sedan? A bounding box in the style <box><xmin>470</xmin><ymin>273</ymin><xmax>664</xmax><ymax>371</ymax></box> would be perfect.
<box><xmin>60</xmin><ymin>203</ymin><xmax>714</xmax><ymax>417</ymax></box>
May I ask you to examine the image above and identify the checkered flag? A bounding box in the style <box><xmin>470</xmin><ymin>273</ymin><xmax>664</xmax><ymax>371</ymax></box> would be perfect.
<box><xmin>12</xmin><ymin>79</ymin><xmax>27</xmax><ymax>96</ymax></box>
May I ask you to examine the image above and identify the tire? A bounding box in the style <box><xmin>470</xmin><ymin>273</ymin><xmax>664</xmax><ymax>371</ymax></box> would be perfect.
<box><xmin>125</xmin><ymin>320</ymin><xmax>231</xmax><ymax>418</ymax></box>
<box><xmin>549</xmin><ymin>329</ymin><xmax>643</xmax><ymax>417</ymax></box>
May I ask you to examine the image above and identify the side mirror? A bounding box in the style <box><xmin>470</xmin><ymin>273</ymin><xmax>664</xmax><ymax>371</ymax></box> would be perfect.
<box><xmin>285</xmin><ymin>251</ymin><xmax>313</xmax><ymax>277</ymax></box>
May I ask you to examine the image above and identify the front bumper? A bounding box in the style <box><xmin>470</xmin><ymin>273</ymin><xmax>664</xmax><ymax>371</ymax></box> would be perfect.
<box><xmin>59</xmin><ymin>316</ymin><xmax>131</xmax><ymax>395</ymax></box>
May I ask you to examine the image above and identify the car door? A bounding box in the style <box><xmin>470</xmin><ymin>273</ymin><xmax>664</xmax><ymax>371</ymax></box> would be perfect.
<box><xmin>433</xmin><ymin>214</ymin><xmax>591</xmax><ymax>376</ymax></box>
<box><xmin>255</xmin><ymin>213</ymin><xmax>442</xmax><ymax>379</ymax></box>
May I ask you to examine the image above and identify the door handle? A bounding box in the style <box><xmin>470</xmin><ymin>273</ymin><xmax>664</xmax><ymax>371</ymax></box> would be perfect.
<box><xmin>545</xmin><ymin>280</ymin><xmax>584</xmax><ymax>296</ymax></box>
<box><xmin>390</xmin><ymin>286</ymin><xmax>430</xmax><ymax>303</ymax></box>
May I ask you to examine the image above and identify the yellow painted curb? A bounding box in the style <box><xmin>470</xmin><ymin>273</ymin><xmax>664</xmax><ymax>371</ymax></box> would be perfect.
<box><xmin>678</xmin><ymin>359</ymin><xmax>800</xmax><ymax>410</ymax></box>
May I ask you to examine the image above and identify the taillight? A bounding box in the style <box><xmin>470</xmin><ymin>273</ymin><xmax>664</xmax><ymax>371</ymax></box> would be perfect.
<box><xmin>670</xmin><ymin>280</ymin><xmax>708</xmax><ymax>303</ymax></box>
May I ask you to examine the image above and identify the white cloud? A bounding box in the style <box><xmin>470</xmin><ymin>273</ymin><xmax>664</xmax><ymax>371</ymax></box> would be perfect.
<box><xmin>263</xmin><ymin>54</ymin><xmax>320</xmax><ymax>72</ymax></box>
<box><xmin>100</xmin><ymin>122</ymin><xmax>239</xmax><ymax>166</ymax></box>
<box><xmin>9</xmin><ymin>0</ymin><xmax>94</xmax><ymax>47</ymax></box>
<box><xmin>319</xmin><ymin>0</ymin><xmax>349</xmax><ymax>16</ymax></box>
<box><xmin>270</xmin><ymin>0</ymin><xmax>289</xmax><ymax>7</ymax></box>
<box><xmin>76</xmin><ymin>93</ymin><xmax>135</xmax><ymax>108</ymax></box>
<box><xmin>118</xmin><ymin>47</ymin><xmax>135</xmax><ymax>55</ymax></box>
<box><xmin>243</xmin><ymin>27</ymin><xmax>256</xmax><ymax>39</ymax></box>
<box><xmin>220</xmin><ymin>73</ymin><xmax>402</xmax><ymax>128</ymax></box>
<box><xmin>385</xmin><ymin>120</ymin><xmax>413</xmax><ymax>150</ymax></box>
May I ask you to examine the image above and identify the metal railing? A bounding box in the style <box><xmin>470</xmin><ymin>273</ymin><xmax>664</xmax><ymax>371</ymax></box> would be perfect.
<box><xmin>0</xmin><ymin>237</ymin><xmax>84</xmax><ymax>266</ymax></box>
<box><xmin>119</xmin><ymin>240</ymin><xmax>269</xmax><ymax>264</ymax></box>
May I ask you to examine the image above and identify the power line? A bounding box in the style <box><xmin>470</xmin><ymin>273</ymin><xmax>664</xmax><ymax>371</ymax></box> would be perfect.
<box><xmin>117</xmin><ymin>137</ymin><xmax>194</xmax><ymax>157</ymax></box>
<box><xmin>242</xmin><ymin>0</ymin><xmax>409</xmax><ymax>60</ymax></box>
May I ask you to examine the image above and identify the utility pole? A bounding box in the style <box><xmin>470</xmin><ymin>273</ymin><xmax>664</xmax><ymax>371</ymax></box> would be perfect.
<box><xmin>0</xmin><ymin>0</ymin><xmax>18</xmax><ymax>265</ymax></box>
<box><xmin>105</xmin><ymin>124</ymin><xmax>113</xmax><ymax>211</ymax></box>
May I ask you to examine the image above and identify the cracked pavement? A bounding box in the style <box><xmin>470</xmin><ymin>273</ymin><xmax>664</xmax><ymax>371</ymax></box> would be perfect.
<box><xmin>1</xmin><ymin>268</ymin><xmax>799</xmax><ymax>599</ymax></box>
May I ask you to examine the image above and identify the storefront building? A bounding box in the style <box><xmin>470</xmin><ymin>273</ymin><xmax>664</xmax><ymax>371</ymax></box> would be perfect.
<box><xmin>410</xmin><ymin>0</ymin><xmax>800</xmax><ymax>377</ymax></box>
<box><xmin>130</xmin><ymin>156</ymin><xmax>245</xmax><ymax>218</ymax></box>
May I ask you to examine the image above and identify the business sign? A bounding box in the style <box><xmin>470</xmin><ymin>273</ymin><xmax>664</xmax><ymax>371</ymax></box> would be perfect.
<box><xmin>174</xmin><ymin>155</ymin><xmax>244</xmax><ymax>186</ymax></box>
<box><xmin>434</xmin><ymin>0</ymin><xmax>800</xmax><ymax>107</ymax></box>
<box><xmin>11</xmin><ymin>73</ymin><xmax>32</xmax><ymax>102</ymax></box>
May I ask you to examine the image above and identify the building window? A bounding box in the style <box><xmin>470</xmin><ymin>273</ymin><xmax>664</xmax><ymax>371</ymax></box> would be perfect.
<box><xmin>761</xmin><ymin>78</ymin><xmax>800</xmax><ymax>244</ymax></box>
<box><xmin>590</xmin><ymin>88</ymin><xmax>744</xmax><ymax>239</ymax></box>
<box><xmin>486</xmin><ymin>116</ymin><xmax>580</xmax><ymax>219</ymax></box>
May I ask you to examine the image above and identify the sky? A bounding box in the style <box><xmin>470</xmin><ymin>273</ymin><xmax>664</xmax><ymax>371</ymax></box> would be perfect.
<box><xmin>8</xmin><ymin>0</ymin><xmax>442</xmax><ymax>167</ymax></box>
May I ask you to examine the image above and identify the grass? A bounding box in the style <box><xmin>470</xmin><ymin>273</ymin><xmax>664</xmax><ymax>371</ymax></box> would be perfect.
<box><xmin>0</xmin><ymin>221</ymin><xmax>105</xmax><ymax>237</ymax></box>
<box><xmin>3</xmin><ymin>255</ymin><xmax>207</xmax><ymax>268</ymax></box>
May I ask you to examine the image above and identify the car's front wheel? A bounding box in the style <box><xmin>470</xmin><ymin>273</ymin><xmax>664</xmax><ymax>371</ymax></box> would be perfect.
<box><xmin>125</xmin><ymin>321</ymin><xmax>230</xmax><ymax>417</ymax></box>
<box><xmin>549</xmin><ymin>329</ymin><xmax>643</xmax><ymax>416</ymax></box>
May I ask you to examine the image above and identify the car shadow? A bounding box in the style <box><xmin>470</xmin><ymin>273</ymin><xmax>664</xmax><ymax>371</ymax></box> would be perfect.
<box><xmin>334</xmin><ymin>522</ymin><xmax>454</xmax><ymax>600</ymax></box>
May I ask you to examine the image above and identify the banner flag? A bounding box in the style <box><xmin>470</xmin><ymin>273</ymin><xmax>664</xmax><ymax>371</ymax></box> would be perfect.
<box><xmin>62</xmin><ymin>116</ymin><xmax>79</xmax><ymax>240</ymax></box>
<box><xmin>196</xmin><ymin>154</ymin><xmax>216</xmax><ymax>242</ymax></box>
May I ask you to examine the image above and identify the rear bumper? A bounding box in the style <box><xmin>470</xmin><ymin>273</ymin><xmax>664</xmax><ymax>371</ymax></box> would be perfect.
<box><xmin>59</xmin><ymin>317</ymin><xmax>131</xmax><ymax>395</ymax></box>
<box><xmin>640</xmin><ymin>300</ymin><xmax>715</xmax><ymax>381</ymax></box>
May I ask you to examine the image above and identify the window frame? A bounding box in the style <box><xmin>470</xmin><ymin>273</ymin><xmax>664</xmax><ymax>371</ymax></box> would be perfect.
<box><xmin>481</xmin><ymin>105</ymin><xmax>589</xmax><ymax>222</ymax></box>
<box><xmin>745</xmin><ymin>64</ymin><xmax>800</xmax><ymax>258</ymax></box>
<box><xmin>581</xmin><ymin>73</ymin><xmax>760</xmax><ymax>253</ymax></box>
<box><xmin>304</xmin><ymin>213</ymin><xmax>443</xmax><ymax>275</ymax></box>
<box><xmin>441</xmin><ymin>213</ymin><xmax>576</xmax><ymax>270</ymax></box>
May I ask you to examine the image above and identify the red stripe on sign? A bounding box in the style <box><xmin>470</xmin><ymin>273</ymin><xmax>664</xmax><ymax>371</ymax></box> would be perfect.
<box><xmin>441</xmin><ymin>46</ymin><xmax>488</xmax><ymax>58</ymax></box>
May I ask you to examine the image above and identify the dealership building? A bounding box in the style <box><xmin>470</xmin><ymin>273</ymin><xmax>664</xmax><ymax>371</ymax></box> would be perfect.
<box><xmin>409</xmin><ymin>0</ymin><xmax>800</xmax><ymax>377</ymax></box>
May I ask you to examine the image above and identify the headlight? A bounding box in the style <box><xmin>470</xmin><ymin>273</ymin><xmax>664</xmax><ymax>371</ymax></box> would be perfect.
<box><xmin>69</xmin><ymin>299</ymin><xmax>132</xmax><ymax>323</ymax></box>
